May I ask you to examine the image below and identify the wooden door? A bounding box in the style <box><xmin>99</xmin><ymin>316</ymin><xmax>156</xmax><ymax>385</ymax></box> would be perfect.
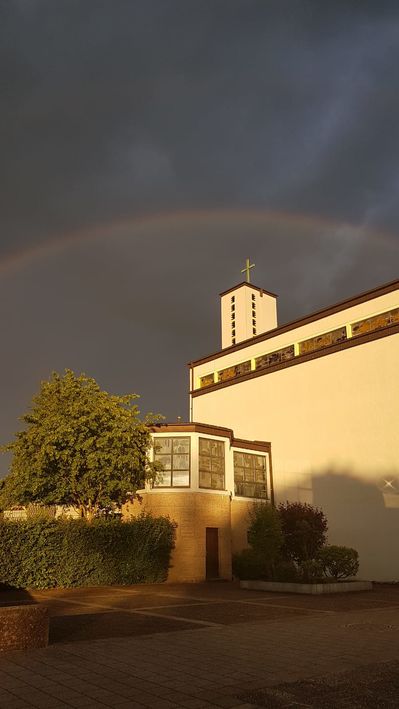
<box><xmin>206</xmin><ymin>527</ymin><xmax>219</xmax><ymax>579</ymax></box>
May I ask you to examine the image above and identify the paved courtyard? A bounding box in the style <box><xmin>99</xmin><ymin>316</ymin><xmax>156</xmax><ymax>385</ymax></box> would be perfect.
<box><xmin>1</xmin><ymin>582</ymin><xmax>399</xmax><ymax>708</ymax></box>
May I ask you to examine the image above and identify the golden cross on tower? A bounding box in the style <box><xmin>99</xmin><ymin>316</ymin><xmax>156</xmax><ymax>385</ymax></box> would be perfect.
<box><xmin>241</xmin><ymin>258</ymin><xmax>255</xmax><ymax>283</ymax></box>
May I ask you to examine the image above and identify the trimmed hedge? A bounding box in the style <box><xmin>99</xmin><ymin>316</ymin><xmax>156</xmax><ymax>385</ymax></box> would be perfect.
<box><xmin>0</xmin><ymin>514</ymin><xmax>175</xmax><ymax>589</ymax></box>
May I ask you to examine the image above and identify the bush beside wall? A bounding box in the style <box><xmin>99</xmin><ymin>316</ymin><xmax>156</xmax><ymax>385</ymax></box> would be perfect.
<box><xmin>233</xmin><ymin>502</ymin><xmax>360</xmax><ymax>583</ymax></box>
<box><xmin>0</xmin><ymin>514</ymin><xmax>175</xmax><ymax>589</ymax></box>
<box><xmin>318</xmin><ymin>545</ymin><xmax>359</xmax><ymax>581</ymax></box>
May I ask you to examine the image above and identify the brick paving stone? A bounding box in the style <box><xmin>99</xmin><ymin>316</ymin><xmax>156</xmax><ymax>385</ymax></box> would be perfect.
<box><xmin>0</xmin><ymin>677</ymin><xmax>28</xmax><ymax>692</ymax></box>
<box><xmin>128</xmin><ymin>689</ymin><xmax>169</xmax><ymax>705</ymax></box>
<box><xmin>2</xmin><ymin>584</ymin><xmax>399</xmax><ymax>708</ymax></box>
<box><xmin>73</xmin><ymin>687</ymin><xmax>117</xmax><ymax>704</ymax></box>
<box><xmin>0</xmin><ymin>689</ymin><xmax>28</xmax><ymax>706</ymax></box>
<box><xmin>111</xmin><ymin>703</ymin><xmax>146</xmax><ymax>709</ymax></box>
<box><xmin>7</xmin><ymin>688</ymin><xmax>69</xmax><ymax>709</ymax></box>
<box><xmin>59</xmin><ymin>697</ymin><xmax>103</xmax><ymax>708</ymax></box>
<box><xmin>186</xmin><ymin>686</ymin><xmax>216</xmax><ymax>697</ymax></box>
<box><xmin>151</xmin><ymin>700</ymin><xmax>188</xmax><ymax>709</ymax></box>
<box><xmin>181</xmin><ymin>705</ymin><xmax>226</xmax><ymax>709</ymax></box>
<box><xmin>178</xmin><ymin>699</ymin><xmax>220</xmax><ymax>709</ymax></box>
<box><xmin>192</xmin><ymin>691</ymin><xmax>245</xmax><ymax>708</ymax></box>
<box><xmin>66</xmin><ymin>704</ymin><xmax>109</xmax><ymax>709</ymax></box>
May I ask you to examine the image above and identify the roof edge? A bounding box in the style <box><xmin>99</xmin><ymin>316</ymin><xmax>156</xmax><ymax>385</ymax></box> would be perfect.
<box><xmin>149</xmin><ymin>422</ymin><xmax>270</xmax><ymax>451</ymax></box>
<box><xmin>190</xmin><ymin>276</ymin><xmax>399</xmax><ymax>367</ymax></box>
<box><xmin>219</xmin><ymin>281</ymin><xmax>278</xmax><ymax>298</ymax></box>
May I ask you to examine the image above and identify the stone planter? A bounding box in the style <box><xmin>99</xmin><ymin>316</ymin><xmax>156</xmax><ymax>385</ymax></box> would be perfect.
<box><xmin>0</xmin><ymin>604</ymin><xmax>49</xmax><ymax>652</ymax></box>
<box><xmin>240</xmin><ymin>579</ymin><xmax>373</xmax><ymax>594</ymax></box>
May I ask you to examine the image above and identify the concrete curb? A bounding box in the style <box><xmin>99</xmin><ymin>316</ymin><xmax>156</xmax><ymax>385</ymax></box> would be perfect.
<box><xmin>240</xmin><ymin>579</ymin><xmax>373</xmax><ymax>594</ymax></box>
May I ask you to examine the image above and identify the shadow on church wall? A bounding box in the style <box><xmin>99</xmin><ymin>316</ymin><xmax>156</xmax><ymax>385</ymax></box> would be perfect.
<box><xmin>278</xmin><ymin>469</ymin><xmax>399</xmax><ymax>582</ymax></box>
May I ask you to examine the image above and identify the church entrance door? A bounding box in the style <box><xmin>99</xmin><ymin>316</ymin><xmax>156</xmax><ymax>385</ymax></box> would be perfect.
<box><xmin>206</xmin><ymin>527</ymin><xmax>219</xmax><ymax>579</ymax></box>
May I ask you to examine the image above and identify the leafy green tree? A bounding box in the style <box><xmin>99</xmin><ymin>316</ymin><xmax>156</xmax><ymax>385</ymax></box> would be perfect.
<box><xmin>0</xmin><ymin>370</ymin><xmax>160</xmax><ymax>519</ymax></box>
<box><xmin>248</xmin><ymin>502</ymin><xmax>283</xmax><ymax>557</ymax></box>
<box><xmin>246</xmin><ymin>502</ymin><xmax>283</xmax><ymax>578</ymax></box>
<box><xmin>278</xmin><ymin>502</ymin><xmax>328</xmax><ymax>563</ymax></box>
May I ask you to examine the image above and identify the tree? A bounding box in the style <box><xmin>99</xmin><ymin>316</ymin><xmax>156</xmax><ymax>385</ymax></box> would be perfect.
<box><xmin>278</xmin><ymin>501</ymin><xmax>328</xmax><ymax>563</ymax></box>
<box><xmin>248</xmin><ymin>502</ymin><xmax>283</xmax><ymax>557</ymax></box>
<box><xmin>247</xmin><ymin>502</ymin><xmax>283</xmax><ymax>577</ymax></box>
<box><xmin>0</xmin><ymin>370</ymin><xmax>160</xmax><ymax>519</ymax></box>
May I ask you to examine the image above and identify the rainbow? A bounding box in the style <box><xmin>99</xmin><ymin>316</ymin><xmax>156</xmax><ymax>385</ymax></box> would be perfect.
<box><xmin>1</xmin><ymin>207</ymin><xmax>397</xmax><ymax>275</ymax></box>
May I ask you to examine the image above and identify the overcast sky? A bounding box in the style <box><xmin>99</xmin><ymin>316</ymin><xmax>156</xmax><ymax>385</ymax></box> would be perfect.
<box><xmin>1</xmin><ymin>1</ymin><xmax>399</xmax><ymax>471</ymax></box>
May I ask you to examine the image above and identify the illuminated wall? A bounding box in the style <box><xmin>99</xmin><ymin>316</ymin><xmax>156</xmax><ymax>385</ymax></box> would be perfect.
<box><xmin>192</xmin><ymin>283</ymin><xmax>399</xmax><ymax>581</ymax></box>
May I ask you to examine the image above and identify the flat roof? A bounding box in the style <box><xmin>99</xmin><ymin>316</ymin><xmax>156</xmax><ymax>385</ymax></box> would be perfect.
<box><xmin>150</xmin><ymin>422</ymin><xmax>271</xmax><ymax>452</ymax></box>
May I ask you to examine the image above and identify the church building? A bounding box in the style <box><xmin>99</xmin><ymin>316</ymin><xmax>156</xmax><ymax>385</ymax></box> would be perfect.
<box><xmin>128</xmin><ymin>264</ymin><xmax>399</xmax><ymax>583</ymax></box>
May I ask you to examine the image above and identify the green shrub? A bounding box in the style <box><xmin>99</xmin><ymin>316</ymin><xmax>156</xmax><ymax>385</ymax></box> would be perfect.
<box><xmin>25</xmin><ymin>504</ymin><xmax>56</xmax><ymax>521</ymax></box>
<box><xmin>318</xmin><ymin>545</ymin><xmax>359</xmax><ymax>581</ymax></box>
<box><xmin>0</xmin><ymin>514</ymin><xmax>175</xmax><ymax>589</ymax></box>
<box><xmin>233</xmin><ymin>548</ymin><xmax>271</xmax><ymax>580</ymax></box>
<box><xmin>298</xmin><ymin>558</ymin><xmax>324</xmax><ymax>583</ymax></box>
<box><xmin>247</xmin><ymin>502</ymin><xmax>283</xmax><ymax>576</ymax></box>
<box><xmin>272</xmin><ymin>559</ymin><xmax>299</xmax><ymax>583</ymax></box>
<box><xmin>278</xmin><ymin>502</ymin><xmax>328</xmax><ymax>563</ymax></box>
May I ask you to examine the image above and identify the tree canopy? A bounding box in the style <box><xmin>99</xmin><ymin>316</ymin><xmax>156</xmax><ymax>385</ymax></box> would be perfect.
<box><xmin>0</xmin><ymin>370</ymin><xmax>159</xmax><ymax>519</ymax></box>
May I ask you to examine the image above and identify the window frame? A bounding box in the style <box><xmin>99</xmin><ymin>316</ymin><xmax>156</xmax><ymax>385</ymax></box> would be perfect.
<box><xmin>153</xmin><ymin>436</ymin><xmax>191</xmax><ymax>488</ymax></box>
<box><xmin>233</xmin><ymin>450</ymin><xmax>268</xmax><ymax>499</ymax></box>
<box><xmin>198</xmin><ymin>437</ymin><xmax>226</xmax><ymax>491</ymax></box>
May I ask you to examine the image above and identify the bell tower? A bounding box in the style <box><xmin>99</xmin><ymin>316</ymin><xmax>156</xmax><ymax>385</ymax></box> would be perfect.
<box><xmin>220</xmin><ymin>259</ymin><xmax>278</xmax><ymax>349</ymax></box>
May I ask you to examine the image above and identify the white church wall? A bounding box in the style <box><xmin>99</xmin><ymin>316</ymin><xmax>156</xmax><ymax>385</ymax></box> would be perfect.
<box><xmin>221</xmin><ymin>284</ymin><xmax>277</xmax><ymax>348</ymax></box>
<box><xmin>221</xmin><ymin>286</ymin><xmax>246</xmax><ymax>348</ymax></box>
<box><xmin>192</xmin><ymin>333</ymin><xmax>399</xmax><ymax>581</ymax></box>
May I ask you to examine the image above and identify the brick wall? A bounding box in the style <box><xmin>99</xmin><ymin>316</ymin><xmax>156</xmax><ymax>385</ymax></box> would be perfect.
<box><xmin>124</xmin><ymin>491</ymin><xmax>245</xmax><ymax>582</ymax></box>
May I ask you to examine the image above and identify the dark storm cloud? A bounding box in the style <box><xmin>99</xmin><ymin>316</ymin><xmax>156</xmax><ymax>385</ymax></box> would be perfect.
<box><xmin>1</xmin><ymin>1</ymin><xmax>399</xmax><ymax>467</ymax></box>
<box><xmin>2</xmin><ymin>0</ymin><xmax>399</xmax><ymax>246</ymax></box>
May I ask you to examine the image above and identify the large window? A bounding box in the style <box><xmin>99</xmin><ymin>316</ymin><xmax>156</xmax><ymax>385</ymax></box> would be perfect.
<box><xmin>234</xmin><ymin>451</ymin><xmax>268</xmax><ymax>498</ymax></box>
<box><xmin>199</xmin><ymin>438</ymin><xmax>225</xmax><ymax>490</ymax></box>
<box><xmin>153</xmin><ymin>437</ymin><xmax>190</xmax><ymax>487</ymax></box>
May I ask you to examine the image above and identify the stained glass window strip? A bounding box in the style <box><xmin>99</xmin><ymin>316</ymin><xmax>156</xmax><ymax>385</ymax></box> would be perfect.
<box><xmin>199</xmin><ymin>438</ymin><xmax>225</xmax><ymax>490</ymax></box>
<box><xmin>153</xmin><ymin>437</ymin><xmax>190</xmax><ymax>487</ymax></box>
<box><xmin>234</xmin><ymin>451</ymin><xmax>268</xmax><ymax>498</ymax></box>
<box><xmin>196</xmin><ymin>306</ymin><xmax>399</xmax><ymax>391</ymax></box>
<box><xmin>218</xmin><ymin>360</ymin><xmax>251</xmax><ymax>382</ymax></box>
<box><xmin>298</xmin><ymin>326</ymin><xmax>347</xmax><ymax>356</ymax></box>
<box><xmin>200</xmin><ymin>373</ymin><xmax>215</xmax><ymax>388</ymax></box>
<box><xmin>255</xmin><ymin>345</ymin><xmax>295</xmax><ymax>370</ymax></box>
<box><xmin>351</xmin><ymin>307</ymin><xmax>399</xmax><ymax>338</ymax></box>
